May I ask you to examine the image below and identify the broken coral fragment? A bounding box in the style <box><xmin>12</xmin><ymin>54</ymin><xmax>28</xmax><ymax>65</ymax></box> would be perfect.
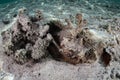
<box><xmin>1</xmin><ymin>8</ymin><xmax>52</xmax><ymax>64</ymax></box>
<box><xmin>47</xmin><ymin>13</ymin><xmax>114</xmax><ymax>65</ymax></box>
<box><xmin>32</xmin><ymin>34</ymin><xmax>52</xmax><ymax>60</ymax></box>
<box><xmin>14</xmin><ymin>49</ymin><xmax>28</xmax><ymax>64</ymax></box>
<box><xmin>48</xmin><ymin>14</ymin><xmax>102</xmax><ymax>64</ymax></box>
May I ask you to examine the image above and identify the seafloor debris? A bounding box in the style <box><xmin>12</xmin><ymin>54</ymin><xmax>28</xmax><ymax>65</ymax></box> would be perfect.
<box><xmin>47</xmin><ymin>14</ymin><xmax>112</xmax><ymax>65</ymax></box>
<box><xmin>1</xmin><ymin>8</ymin><xmax>115</xmax><ymax>66</ymax></box>
<box><xmin>2</xmin><ymin>18</ymin><xmax>10</xmax><ymax>25</ymax></box>
<box><xmin>1</xmin><ymin>8</ymin><xmax>52</xmax><ymax>64</ymax></box>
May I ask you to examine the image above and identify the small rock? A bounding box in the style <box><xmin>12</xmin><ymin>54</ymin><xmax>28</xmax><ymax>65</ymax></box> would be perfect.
<box><xmin>2</xmin><ymin>18</ymin><xmax>10</xmax><ymax>25</ymax></box>
<box><xmin>116</xmin><ymin>72</ymin><xmax>120</xmax><ymax>79</ymax></box>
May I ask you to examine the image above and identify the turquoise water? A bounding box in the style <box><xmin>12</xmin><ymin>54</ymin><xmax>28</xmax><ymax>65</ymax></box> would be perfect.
<box><xmin>0</xmin><ymin>0</ymin><xmax>16</xmax><ymax>4</ymax></box>
<box><xmin>0</xmin><ymin>0</ymin><xmax>120</xmax><ymax>25</ymax></box>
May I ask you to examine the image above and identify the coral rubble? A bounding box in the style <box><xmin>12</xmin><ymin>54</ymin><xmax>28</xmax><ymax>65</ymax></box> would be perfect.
<box><xmin>47</xmin><ymin>14</ymin><xmax>110</xmax><ymax>65</ymax></box>
<box><xmin>1</xmin><ymin>8</ymin><xmax>52</xmax><ymax>64</ymax></box>
<box><xmin>1</xmin><ymin>8</ymin><xmax>119</xmax><ymax>66</ymax></box>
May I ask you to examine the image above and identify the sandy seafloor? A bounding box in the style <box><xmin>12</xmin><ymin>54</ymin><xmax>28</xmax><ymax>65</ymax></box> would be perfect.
<box><xmin>0</xmin><ymin>0</ymin><xmax>120</xmax><ymax>31</ymax></box>
<box><xmin>0</xmin><ymin>0</ymin><xmax>120</xmax><ymax>80</ymax></box>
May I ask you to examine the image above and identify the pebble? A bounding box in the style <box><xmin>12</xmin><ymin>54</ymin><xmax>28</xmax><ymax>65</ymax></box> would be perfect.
<box><xmin>2</xmin><ymin>18</ymin><xmax>10</xmax><ymax>25</ymax></box>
